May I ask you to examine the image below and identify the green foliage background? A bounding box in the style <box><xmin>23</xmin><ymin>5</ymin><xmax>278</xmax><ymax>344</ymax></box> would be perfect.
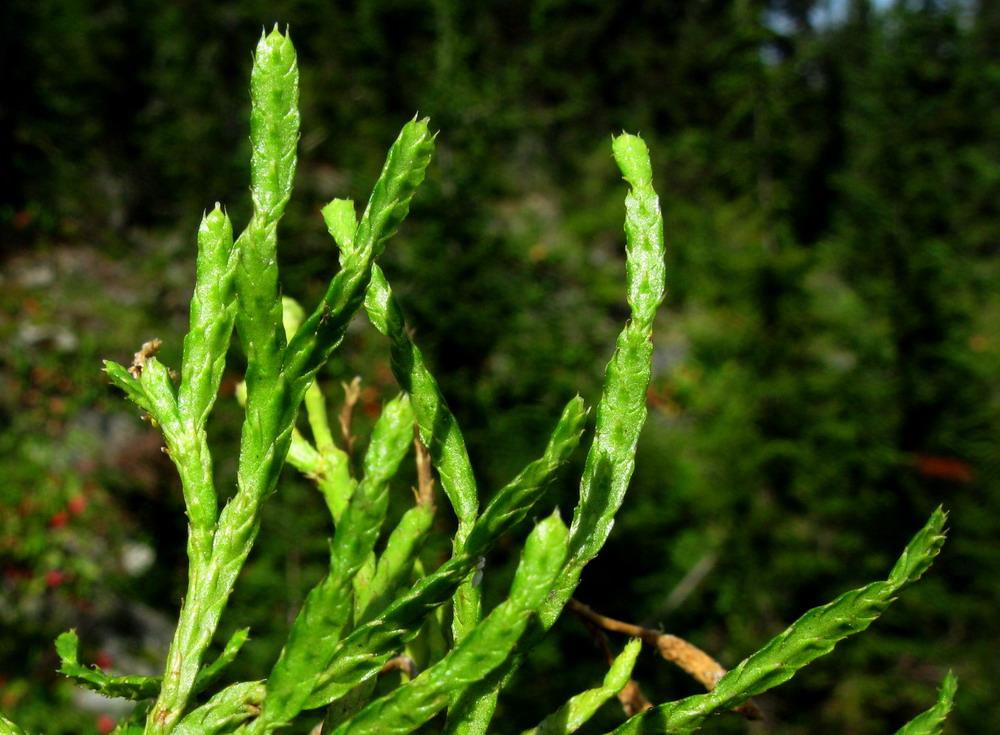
<box><xmin>1</xmin><ymin>1</ymin><xmax>997</xmax><ymax>734</ymax></box>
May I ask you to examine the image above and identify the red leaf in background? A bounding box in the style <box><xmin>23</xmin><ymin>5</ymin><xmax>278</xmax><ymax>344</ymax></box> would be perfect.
<box><xmin>914</xmin><ymin>454</ymin><xmax>974</xmax><ymax>483</ymax></box>
<box><xmin>68</xmin><ymin>495</ymin><xmax>88</xmax><ymax>516</ymax></box>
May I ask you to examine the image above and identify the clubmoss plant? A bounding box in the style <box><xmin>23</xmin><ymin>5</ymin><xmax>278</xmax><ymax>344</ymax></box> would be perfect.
<box><xmin>0</xmin><ymin>27</ymin><xmax>956</xmax><ymax>735</ymax></box>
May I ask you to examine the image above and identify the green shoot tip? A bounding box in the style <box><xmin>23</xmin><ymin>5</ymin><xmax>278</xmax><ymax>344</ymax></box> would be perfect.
<box><xmin>612</xmin><ymin>133</ymin><xmax>652</xmax><ymax>188</ymax></box>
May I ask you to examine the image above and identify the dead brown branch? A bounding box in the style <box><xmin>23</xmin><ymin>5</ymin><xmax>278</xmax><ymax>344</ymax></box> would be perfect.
<box><xmin>572</xmin><ymin>598</ymin><xmax>654</xmax><ymax>716</ymax></box>
<box><xmin>378</xmin><ymin>655</ymin><xmax>419</xmax><ymax>681</ymax></box>
<box><xmin>618</xmin><ymin>679</ymin><xmax>655</xmax><ymax>717</ymax></box>
<box><xmin>567</xmin><ymin>598</ymin><xmax>762</xmax><ymax>721</ymax></box>
<box><xmin>338</xmin><ymin>376</ymin><xmax>362</xmax><ymax>459</ymax></box>
<box><xmin>413</xmin><ymin>433</ymin><xmax>436</xmax><ymax>510</ymax></box>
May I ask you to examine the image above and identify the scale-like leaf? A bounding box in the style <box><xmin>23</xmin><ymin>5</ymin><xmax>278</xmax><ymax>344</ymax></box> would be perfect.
<box><xmin>323</xmin><ymin>198</ymin><xmax>358</xmax><ymax>257</ymax></box>
<box><xmin>105</xmin><ymin>355</ymin><xmax>182</xmax><ymax>439</ymax></box>
<box><xmin>893</xmin><ymin>671</ymin><xmax>957</xmax><ymax>735</ymax></box>
<box><xmin>104</xmin><ymin>361</ymin><xmax>156</xmax><ymax>417</ymax></box>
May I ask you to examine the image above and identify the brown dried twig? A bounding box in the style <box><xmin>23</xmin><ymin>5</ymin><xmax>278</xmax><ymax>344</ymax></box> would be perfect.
<box><xmin>338</xmin><ymin>376</ymin><xmax>362</xmax><ymax>458</ymax></box>
<box><xmin>378</xmin><ymin>655</ymin><xmax>418</xmax><ymax>680</ymax></box>
<box><xmin>567</xmin><ymin>598</ymin><xmax>762</xmax><ymax>721</ymax></box>
<box><xmin>617</xmin><ymin>679</ymin><xmax>655</xmax><ymax>718</ymax></box>
<box><xmin>573</xmin><ymin>600</ymin><xmax>654</xmax><ymax>716</ymax></box>
<box><xmin>413</xmin><ymin>433</ymin><xmax>436</xmax><ymax>510</ymax></box>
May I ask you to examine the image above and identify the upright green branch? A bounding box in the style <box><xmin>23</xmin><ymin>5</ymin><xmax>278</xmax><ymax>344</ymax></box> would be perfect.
<box><xmin>142</xmin><ymin>27</ymin><xmax>302</xmax><ymax>734</ymax></box>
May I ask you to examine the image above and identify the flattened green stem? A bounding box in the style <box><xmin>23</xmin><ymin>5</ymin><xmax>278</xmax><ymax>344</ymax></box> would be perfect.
<box><xmin>217</xmin><ymin>138</ymin><xmax>435</xmax><ymax>735</ymax></box>
<box><xmin>328</xmin><ymin>512</ymin><xmax>569</xmax><ymax>735</ymax></box>
<box><xmin>521</xmin><ymin>638</ymin><xmax>642</xmax><ymax>735</ymax></box>
<box><xmin>282</xmin><ymin>297</ymin><xmax>337</xmax><ymax>454</ymax></box>
<box><xmin>438</xmin><ymin>135</ymin><xmax>665</xmax><ymax>735</ymax></box>
<box><xmin>286</xmin><ymin>426</ymin><xmax>357</xmax><ymax>524</ymax></box>
<box><xmin>353</xmin><ymin>431</ymin><xmax>435</xmax><ymax>624</ymax></box>
<box><xmin>364</xmin><ymin>264</ymin><xmax>482</xmax><ymax>641</ymax></box>
<box><xmin>106</xmin><ymin>352</ymin><xmax>218</xmax><ymax>570</ymax></box>
<box><xmin>144</xmin><ymin>557</ymin><xmax>235</xmax><ymax>734</ymax></box>
<box><xmin>894</xmin><ymin>671</ymin><xmax>957</xmax><ymax>735</ymax></box>
<box><xmin>357</xmin><ymin>500</ymin><xmax>435</xmax><ymax>623</ymax></box>
<box><xmin>179</xmin><ymin>205</ymin><xmax>238</xmax><ymax>432</ymax></box>
<box><xmin>464</xmin><ymin>396</ymin><xmax>587</xmax><ymax>555</ymax></box>
<box><xmin>174</xmin><ymin>206</ymin><xmax>238</xmax><ymax>556</ymax></box>
<box><xmin>552</xmin><ymin>133</ymin><xmax>665</xmax><ymax>615</ymax></box>
<box><xmin>283</xmin><ymin>120</ymin><xmax>435</xmax><ymax>398</ymax></box>
<box><xmin>281</xmin><ymin>296</ymin><xmax>355</xmax><ymax>521</ymax></box>
<box><xmin>276</xmin><ymin>119</ymin><xmax>435</xmax><ymax>523</ymax></box>
<box><xmin>233</xmin><ymin>25</ymin><xmax>299</xmax><ymax>509</ymax></box>
<box><xmin>104</xmin><ymin>206</ymin><xmax>237</xmax><ymax>587</ymax></box>
<box><xmin>255</xmin><ymin>396</ymin><xmax>414</xmax><ymax>731</ymax></box>
<box><xmin>54</xmin><ymin>626</ymin><xmax>249</xmax><ymax>704</ymax></box>
<box><xmin>301</xmin><ymin>530</ymin><xmax>495</xmax><ymax>711</ymax></box>
<box><xmin>607</xmin><ymin>508</ymin><xmax>947</xmax><ymax>735</ymax></box>
<box><xmin>304</xmin><ymin>380</ymin><xmax>337</xmax><ymax>454</ymax></box>
<box><xmin>147</xmin><ymin>48</ymin><xmax>436</xmax><ymax>735</ymax></box>
<box><xmin>442</xmin><ymin>396</ymin><xmax>587</xmax><ymax>735</ymax></box>
<box><xmin>364</xmin><ymin>264</ymin><xmax>479</xmax><ymax>530</ymax></box>
<box><xmin>302</xmin><ymin>397</ymin><xmax>586</xmax><ymax>713</ymax></box>
<box><xmin>194</xmin><ymin>628</ymin><xmax>252</xmax><ymax>693</ymax></box>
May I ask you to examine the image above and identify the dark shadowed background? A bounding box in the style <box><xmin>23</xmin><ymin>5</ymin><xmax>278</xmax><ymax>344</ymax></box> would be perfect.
<box><xmin>1</xmin><ymin>1</ymin><xmax>998</xmax><ymax>733</ymax></box>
